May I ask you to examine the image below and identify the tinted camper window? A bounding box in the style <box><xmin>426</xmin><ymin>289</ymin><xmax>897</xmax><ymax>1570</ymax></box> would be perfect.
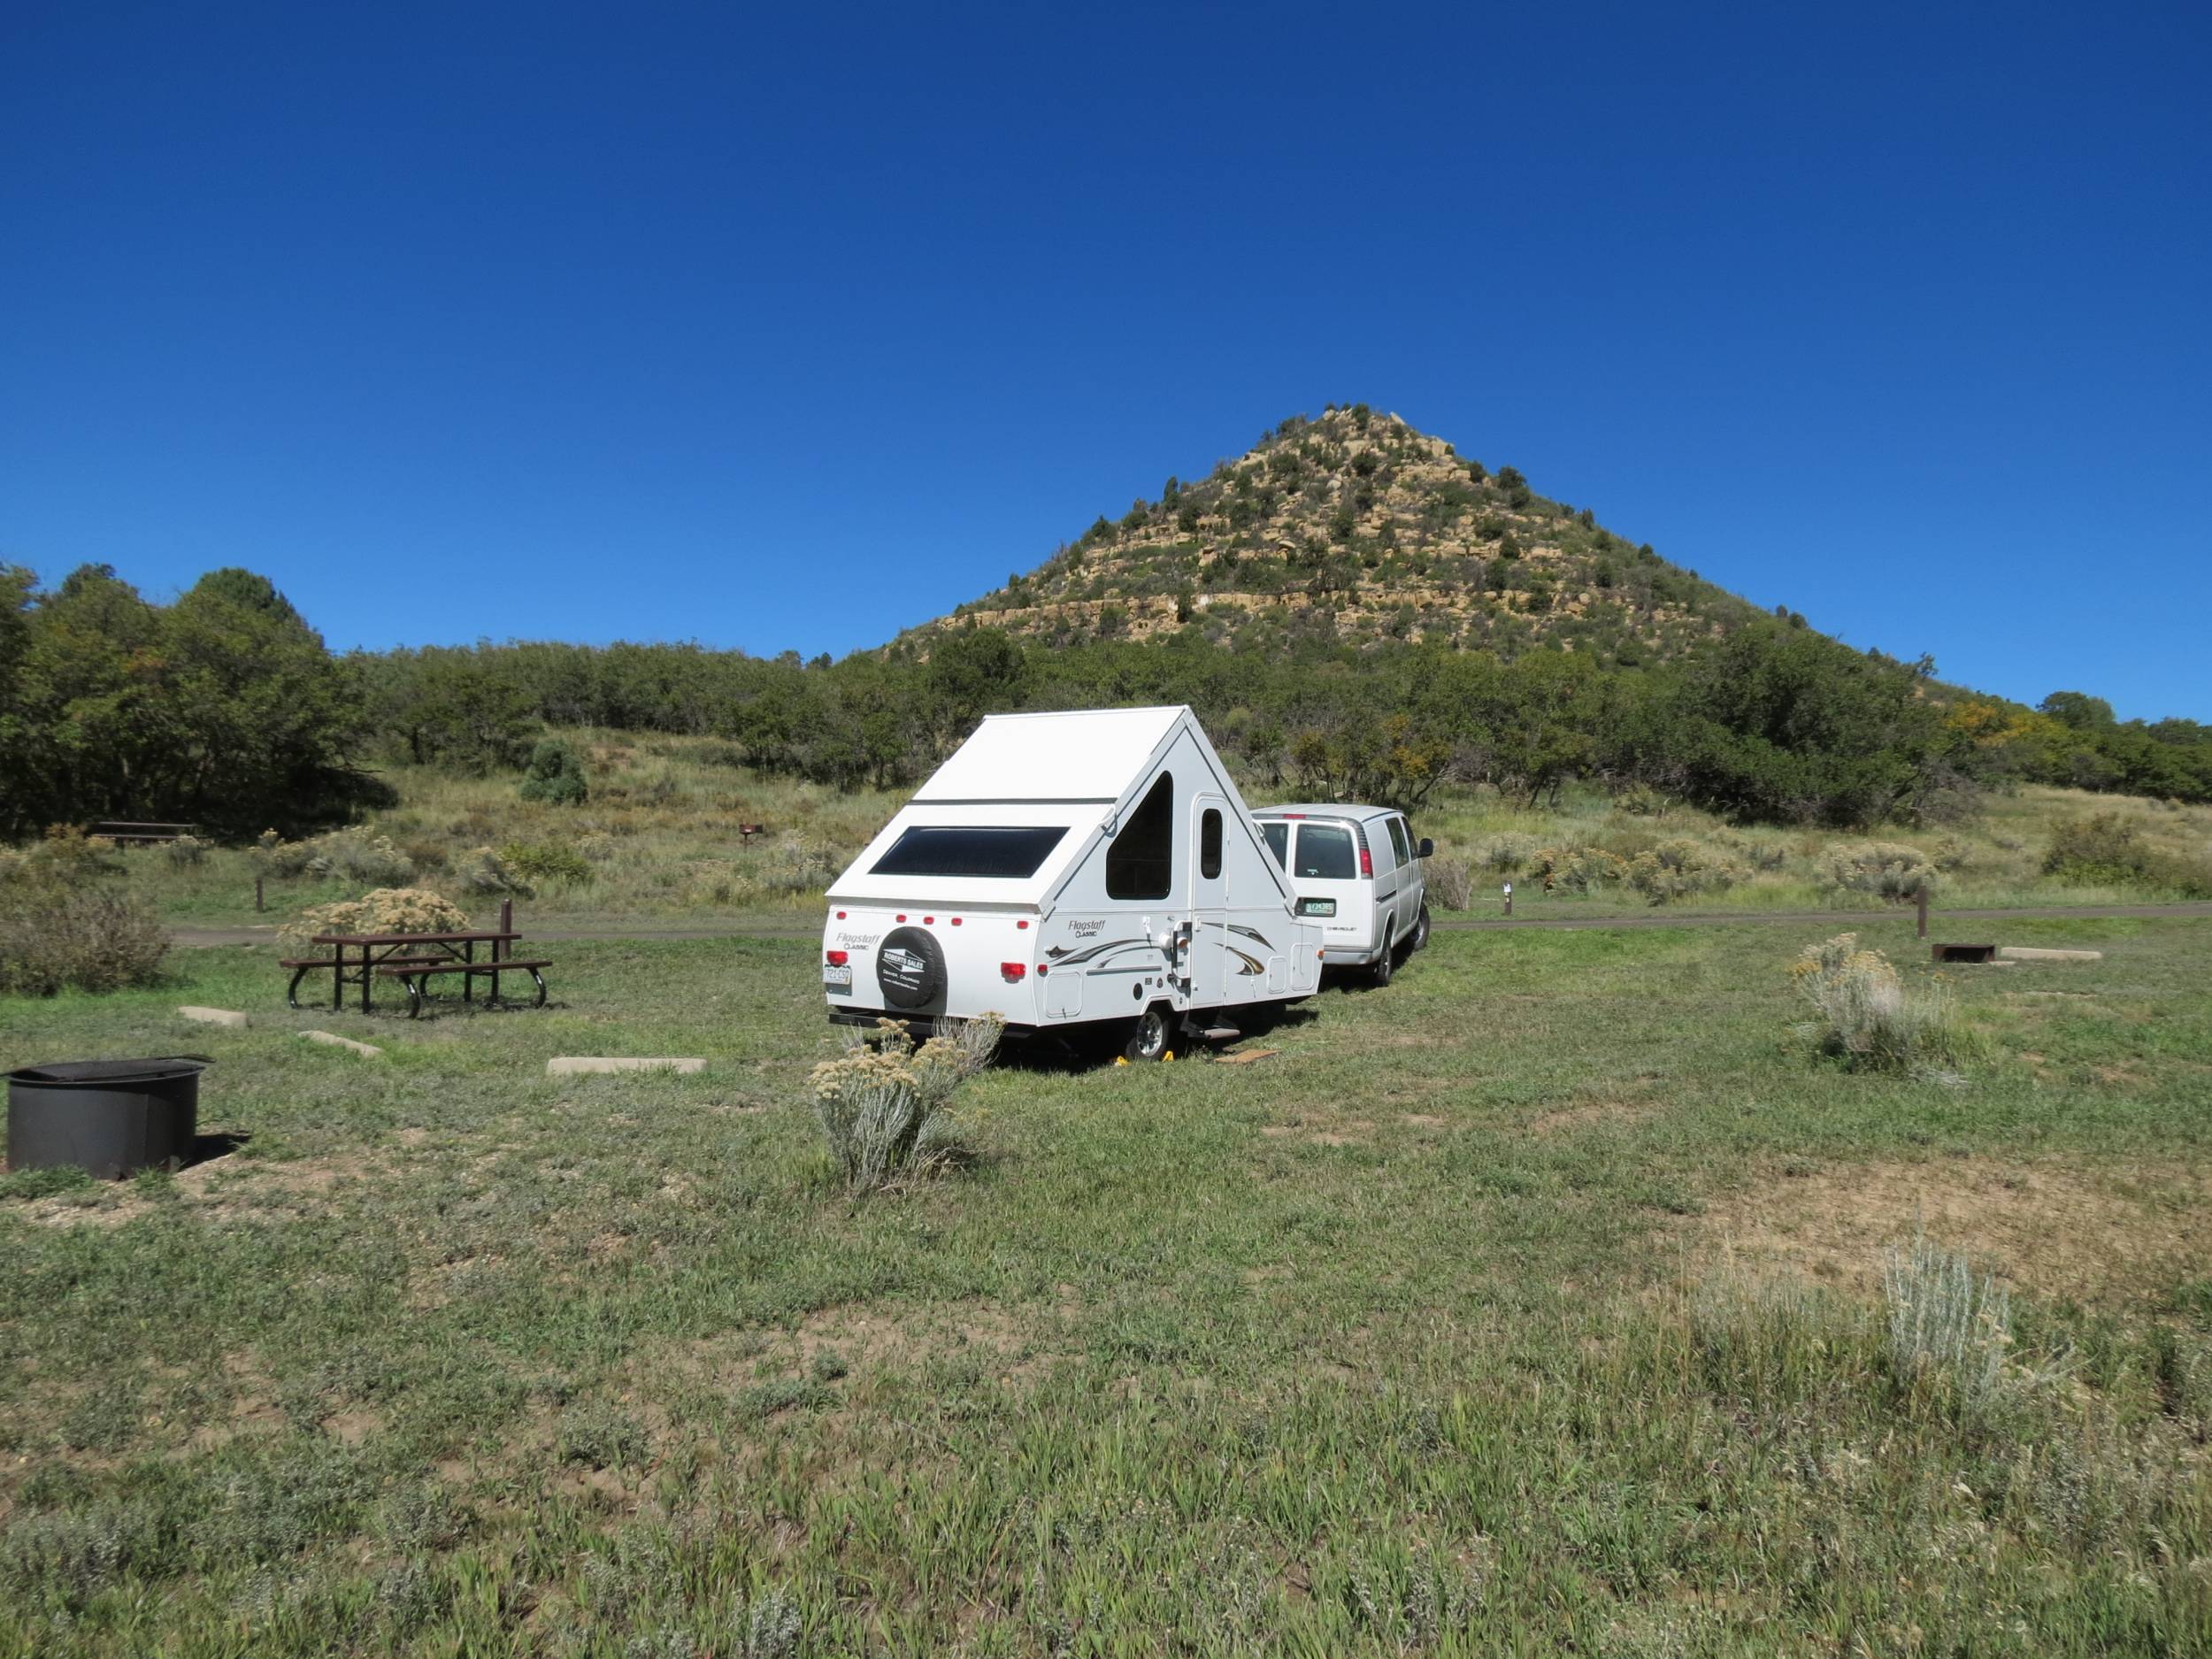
<box><xmin>1105</xmin><ymin>772</ymin><xmax>1174</xmax><ymax>900</ymax></box>
<box><xmin>1261</xmin><ymin>822</ymin><xmax>1288</xmax><ymax>867</ymax></box>
<box><xmin>1201</xmin><ymin>809</ymin><xmax>1223</xmax><ymax>879</ymax></box>
<box><xmin>1294</xmin><ymin>823</ymin><xmax>1356</xmax><ymax>880</ymax></box>
<box><xmin>871</xmin><ymin>826</ymin><xmax>1067</xmax><ymax>879</ymax></box>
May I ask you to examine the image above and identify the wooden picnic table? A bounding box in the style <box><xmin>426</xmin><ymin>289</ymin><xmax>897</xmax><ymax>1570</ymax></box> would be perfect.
<box><xmin>281</xmin><ymin>930</ymin><xmax>549</xmax><ymax>1018</ymax></box>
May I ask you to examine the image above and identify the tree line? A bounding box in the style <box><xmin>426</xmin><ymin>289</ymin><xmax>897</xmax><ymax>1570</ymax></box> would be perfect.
<box><xmin>4</xmin><ymin>563</ymin><xmax>2208</xmax><ymax>841</ymax></box>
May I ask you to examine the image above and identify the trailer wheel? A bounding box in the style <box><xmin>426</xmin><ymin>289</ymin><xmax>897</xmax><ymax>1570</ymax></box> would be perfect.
<box><xmin>1409</xmin><ymin>903</ymin><xmax>1431</xmax><ymax>953</ymax></box>
<box><xmin>1125</xmin><ymin>1005</ymin><xmax>1172</xmax><ymax>1062</ymax></box>
<box><xmin>1369</xmin><ymin>931</ymin><xmax>1395</xmax><ymax>987</ymax></box>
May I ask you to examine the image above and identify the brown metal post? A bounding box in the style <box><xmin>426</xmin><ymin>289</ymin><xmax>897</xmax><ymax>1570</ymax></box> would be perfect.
<box><xmin>1916</xmin><ymin>884</ymin><xmax>1929</xmax><ymax>940</ymax></box>
<box><xmin>498</xmin><ymin>897</ymin><xmax>512</xmax><ymax>963</ymax></box>
<box><xmin>255</xmin><ymin>875</ymin><xmax>264</xmax><ymax>913</ymax></box>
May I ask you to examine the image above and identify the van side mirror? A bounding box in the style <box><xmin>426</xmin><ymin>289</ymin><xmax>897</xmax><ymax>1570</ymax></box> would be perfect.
<box><xmin>1417</xmin><ymin>838</ymin><xmax>1434</xmax><ymax>859</ymax></box>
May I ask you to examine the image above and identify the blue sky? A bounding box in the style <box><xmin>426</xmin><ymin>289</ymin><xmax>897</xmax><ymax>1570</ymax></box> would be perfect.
<box><xmin>4</xmin><ymin>3</ymin><xmax>2207</xmax><ymax>718</ymax></box>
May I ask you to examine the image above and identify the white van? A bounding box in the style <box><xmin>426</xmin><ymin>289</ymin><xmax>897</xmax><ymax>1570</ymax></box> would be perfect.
<box><xmin>1249</xmin><ymin>804</ymin><xmax>1432</xmax><ymax>986</ymax></box>
<box><xmin>823</xmin><ymin>707</ymin><xmax>1324</xmax><ymax>1060</ymax></box>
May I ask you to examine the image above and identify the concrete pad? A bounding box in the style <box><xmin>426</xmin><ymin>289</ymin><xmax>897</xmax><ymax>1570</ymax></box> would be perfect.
<box><xmin>1996</xmin><ymin>947</ymin><xmax>2104</xmax><ymax>964</ymax></box>
<box><xmin>546</xmin><ymin>1056</ymin><xmax>705</xmax><ymax>1077</ymax></box>
<box><xmin>300</xmin><ymin>1030</ymin><xmax>383</xmax><ymax>1057</ymax></box>
<box><xmin>178</xmin><ymin>1006</ymin><xmax>248</xmax><ymax>1028</ymax></box>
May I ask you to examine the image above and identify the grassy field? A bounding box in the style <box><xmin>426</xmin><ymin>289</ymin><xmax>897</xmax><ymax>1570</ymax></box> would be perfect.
<box><xmin>3</xmin><ymin>916</ymin><xmax>2208</xmax><ymax>1655</ymax></box>
<box><xmin>111</xmin><ymin>729</ymin><xmax>2212</xmax><ymax>932</ymax></box>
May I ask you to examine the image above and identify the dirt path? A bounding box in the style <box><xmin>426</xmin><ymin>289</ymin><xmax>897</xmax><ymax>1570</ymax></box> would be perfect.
<box><xmin>168</xmin><ymin>901</ymin><xmax>2212</xmax><ymax>949</ymax></box>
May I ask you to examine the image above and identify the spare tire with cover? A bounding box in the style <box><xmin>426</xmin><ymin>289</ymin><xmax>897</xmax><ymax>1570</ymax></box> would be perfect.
<box><xmin>875</xmin><ymin>926</ymin><xmax>948</xmax><ymax>1011</ymax></box>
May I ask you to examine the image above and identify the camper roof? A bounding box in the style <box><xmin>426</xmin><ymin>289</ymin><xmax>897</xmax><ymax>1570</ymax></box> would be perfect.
<box><xmin>910</xmin><ymin>706</ymin><xmax>1187</xmax><ymax>803</ymax></box>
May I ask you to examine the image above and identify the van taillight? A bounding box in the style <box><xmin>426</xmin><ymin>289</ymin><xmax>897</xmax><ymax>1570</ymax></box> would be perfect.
<box><xmin>1001</xmin><ymin>962</ymin><xmax>1026</xmax><ymax>981</ymax></box>
<box><xmin>825</xmin><ymin>950</ymin><xmax>849</xmax><ymax>966</ymax></box>
<box><xmin>1358</xmin><ymin>847</ymin><xmax>1373</xmax><ymax>877</ymax></box>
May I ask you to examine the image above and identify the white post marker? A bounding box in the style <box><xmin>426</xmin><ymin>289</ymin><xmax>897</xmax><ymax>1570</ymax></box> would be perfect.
<box><xmin>1502</xmin><ymin>879</ymin><xmax>1513</xmax><ymax>917</ymax></box>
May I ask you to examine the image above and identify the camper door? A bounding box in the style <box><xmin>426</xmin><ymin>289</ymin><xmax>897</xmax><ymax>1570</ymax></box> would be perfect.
<box><xmin>1187</xmin><ymin>793</ymin><xmax>1228</xmax><ymax>1005</ymax></box>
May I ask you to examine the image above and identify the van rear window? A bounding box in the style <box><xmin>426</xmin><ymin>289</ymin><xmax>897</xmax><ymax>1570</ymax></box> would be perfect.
<box><xmin>870</xmin><ymin>826</ymin><xmax>1067</xmax><ymax>879</ymax></box>
<box><xmin>1294</xmin><ymin>824</ymin><xmax>1356</xmax><ymax>879</ymax></box>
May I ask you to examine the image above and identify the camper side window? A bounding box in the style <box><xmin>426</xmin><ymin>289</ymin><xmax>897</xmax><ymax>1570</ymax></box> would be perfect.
<box><xmin>1105</xmin><ymin>772</ymin><xmax>1174</xmax><ymax>900</ymax></box>
<box><xmin>1201</xmin><ymin>809</ymin><xmax>1223</xmax><ymax>880</ymax></box>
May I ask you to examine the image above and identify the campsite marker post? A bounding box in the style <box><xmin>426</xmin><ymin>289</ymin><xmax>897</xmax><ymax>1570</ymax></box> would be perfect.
<box><xmin>1502</xmin><ymin>880</ymin><xmax>1512</xmax><ymax>918</ymax></box>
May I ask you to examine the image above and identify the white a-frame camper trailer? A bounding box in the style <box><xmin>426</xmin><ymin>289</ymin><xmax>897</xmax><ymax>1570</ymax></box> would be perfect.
<box><xmin>821</xmin><ymin>706</ymin><xmax>1322</xmax><ymax>1059</ymax></box>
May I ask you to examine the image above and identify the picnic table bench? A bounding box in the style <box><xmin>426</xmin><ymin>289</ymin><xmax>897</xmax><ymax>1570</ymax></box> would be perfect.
<box><xmin>282</xmin><ymin>931</ymin><xmax>549</xmax><ymax>1018</ymax></box>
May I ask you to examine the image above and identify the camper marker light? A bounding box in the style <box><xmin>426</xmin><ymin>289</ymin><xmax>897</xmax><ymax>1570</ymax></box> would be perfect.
<box><xmin>825</xmin><ymin>950</ymin><xmax>849</xmax><ymax>966</ymax></box>
<box><xmin>924</xmin><ymin>916</ymin><xmax>934</xmax><ymax>925</ymax></box>
<box><xmin>835</xmin><ymin>910</ymin><xmax>847</xmax><ymax>919</ymax></box>
<box><xmin>895</xmin><ymin>914</ymin><xmax>907</xmax><ymax>922</ymax></box>
<box><xmin>1000</xmin><ymin>962</ymin><xmax>1027</xmax><ymax>981</ymax></box>
<box><xmin>1016</xmin><ymin>919</ymin><xmax>1029</xmax><ymax>929</ymax></box>
<box><xmin>950</xmin><ymin>917</ymin><xmax>962</xmax><ymax>926</ymax></box>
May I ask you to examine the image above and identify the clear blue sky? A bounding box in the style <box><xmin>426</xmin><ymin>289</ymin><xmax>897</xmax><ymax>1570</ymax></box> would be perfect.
<box><xmin>4</xmin><ymin>3</ymin><xmax>2207</xmax><ymax>718</ymax></box>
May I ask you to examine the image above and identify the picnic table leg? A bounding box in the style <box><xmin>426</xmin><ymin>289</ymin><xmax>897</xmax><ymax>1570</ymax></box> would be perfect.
<box><xmin>332</xmin><ymin>948</ymin><xmax>342</xmax><ymax>1012</ymax></box>
<box><xmin>361</xmin><ymin>944</ymin><xmax>373</xmax><ymax>1016</ymax></box>
<box><xmin>463</xmin><ymin>940</ymin><xmax>473</xmax><ymax>1006</ymax></box>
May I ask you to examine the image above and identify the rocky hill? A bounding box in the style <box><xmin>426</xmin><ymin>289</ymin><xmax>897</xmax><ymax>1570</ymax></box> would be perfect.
<box><xmin>917</xmin><ymin>404</ymin><xmax>1777</xmax><ymax>666</ymax></box>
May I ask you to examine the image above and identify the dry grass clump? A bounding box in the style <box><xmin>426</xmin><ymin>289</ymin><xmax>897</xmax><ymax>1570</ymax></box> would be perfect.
<box><xmin>0</xmin><ymin>887</ymin><xmax>168</xmax><ymax>995</ymax></box>
<box><xmin>162</xmin><ymin>834</ymin><xmax>210</xmax><ymax>867</ymax></box>
<box><xmin>1425</xmin><ymin>854</ymin><xmax>1474</xmax><ymax>910</ymax></box>
<box><xmin>1624</xmin><ymin>838</ymin><xmax>1747</xmax><ymax>905</ymax></box>
<box><xmin>1789</xmin><ymin>933</ymin><xmax>1961</xmax><ymax>1073</ymax></box>
<box><xmin>810</xmin><ymin>1016</ymin><xmax>1002</xmax><ymax>1190</ymax></box>
<box><xmin>256</xmin><ymin>827</ymin><xmax>413</xmax><ymax>887</ymax></box>
<box><xmin>1820</xmin><ymin>841</ymin><xmax>1936</xmax><ymax>902</ymax></box>
<box><xmin>451</xmin><ymin>846</ymin><xmax>533</xmax><ymax>897</ymax></box>
<box><xmin>1528</xmin><ymin>844</ymin><xmax>1631</xmax><ymax>894</ymax></box>
<box><xmin>1472</xmin><ymin>833</ymin><xmax>1540</xmax><ymax>873</ymax></box>
<box><xmin>0</xmin><ymin>828</ymin><xmax>167</xmax><ymax>995</ymax></box>
<box><xmin>280</xmin><ymin>887</ymin><xmax>472</xmax><ymax>947</ymax></box>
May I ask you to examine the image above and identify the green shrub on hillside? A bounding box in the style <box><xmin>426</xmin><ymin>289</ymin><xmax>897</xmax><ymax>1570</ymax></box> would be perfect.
<box><xmin>499</xmin><ymin>841</ymin><xmax>593</xmax><ymax>885</ymax></box>
<box><xmin>2043</xmin><ymin>812</ymin><xmax>2212</xmax><ymax>896</ymax></box>
<box><xmin>518</xmin><ymin>740</ymin><xmax>588</xmax><ymax>807</ymax></box>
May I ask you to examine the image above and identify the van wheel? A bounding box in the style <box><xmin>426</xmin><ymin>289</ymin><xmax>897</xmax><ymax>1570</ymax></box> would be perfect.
<box><xmin>1369</xmin><ymin>933</ymin><xmax>1394</xmax><ymax>987</ymax></box>
<box><xmin>1409</xmin><ymin>903</ymin><xmax>1431</xmax><ymax>953</ymax></box>
<box><xmin>1125</xmin><ymin>1006</ymin><xmax>1172</xmax><ymax>1062</ymax></box>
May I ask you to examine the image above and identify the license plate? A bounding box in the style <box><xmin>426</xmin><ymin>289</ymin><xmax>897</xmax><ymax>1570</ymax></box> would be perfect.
<box><xmin>1297</xmin><ymin>898</ymin><xmax>1336</xmax><ymax>918</ymax></box>
<box><xmin>822</xmin><ymin>965</ymin><xmax>852</xmax><ymax>990</ymax></box>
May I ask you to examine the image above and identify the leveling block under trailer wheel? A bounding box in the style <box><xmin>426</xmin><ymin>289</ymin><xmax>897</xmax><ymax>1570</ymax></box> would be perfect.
<box><xmin>821</xmin><ymin>706</ymin><xmax>1324</xmax><ymax>1058</ymax></box>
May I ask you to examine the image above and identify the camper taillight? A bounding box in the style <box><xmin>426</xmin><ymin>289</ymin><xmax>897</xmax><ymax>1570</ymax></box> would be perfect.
<box><xmin>825</xmin><ymin>950</ymin><xmax>849</xmax><ymax>966</ymax></box>
<box><xmin>1001</xmin><ymin>962</ymin><xmax>1027</xmax><ymax>981</ymax></box>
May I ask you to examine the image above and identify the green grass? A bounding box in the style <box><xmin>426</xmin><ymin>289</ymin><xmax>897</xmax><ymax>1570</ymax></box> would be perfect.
<box><xmin>3</xmin><ymin>921</ymin><xmax>2208</xmax><ymax>1655</ymax></box>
